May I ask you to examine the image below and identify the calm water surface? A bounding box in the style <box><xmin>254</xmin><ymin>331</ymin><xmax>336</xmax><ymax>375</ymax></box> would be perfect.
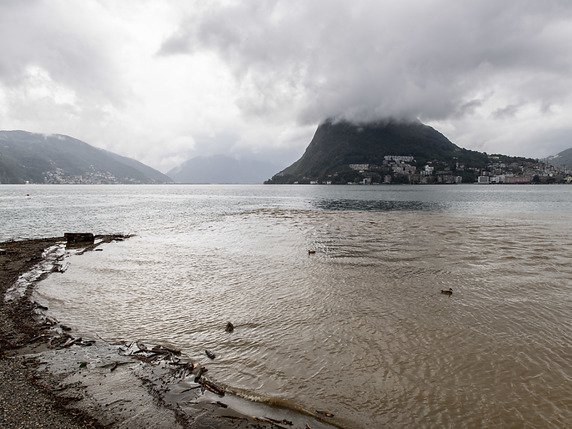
<box><xmin>2</xmin><ymin>184</ymin><xmax>571</xmax><ymax>428</ymax></box>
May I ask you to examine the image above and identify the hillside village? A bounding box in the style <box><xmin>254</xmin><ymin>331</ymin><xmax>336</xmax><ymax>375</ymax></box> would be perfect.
<box><xmin>307</xmin><ymin>154</ymin><xmax>572</xmax><ymax>185</ymax></box>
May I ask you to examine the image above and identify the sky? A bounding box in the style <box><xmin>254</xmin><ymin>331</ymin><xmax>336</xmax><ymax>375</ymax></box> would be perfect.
<box><xmin>1</xmin><ymin>0</ymin><xmax>571</xmax><ymax>173</ymax></box>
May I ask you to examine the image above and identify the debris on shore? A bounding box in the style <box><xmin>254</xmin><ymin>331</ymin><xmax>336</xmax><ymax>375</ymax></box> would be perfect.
<box><xmin>64</xmin><ymin>233</ymin><xmax>94</xmax><ymax>246</ymax></box>
<box><xmin>1</xmin><ymin>235</ymin><xmax>340</xmax><ymax>429</ymax></box>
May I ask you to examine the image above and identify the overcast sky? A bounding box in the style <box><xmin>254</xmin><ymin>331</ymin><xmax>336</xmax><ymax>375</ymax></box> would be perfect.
<box><xmin>1</xmin><ymin>0</ymin><xmax>571</xmax><ymax>172</ymax></box>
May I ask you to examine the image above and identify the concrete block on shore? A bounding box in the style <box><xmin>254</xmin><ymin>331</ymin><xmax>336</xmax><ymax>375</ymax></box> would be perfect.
<box><xmin>64</xmin><ymin>232</ymin><xmax>94</xmax><ymax>245</ymax></box>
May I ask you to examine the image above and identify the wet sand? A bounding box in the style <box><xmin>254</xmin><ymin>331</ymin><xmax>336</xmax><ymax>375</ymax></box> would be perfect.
<box><xmin>0</xmin><ymin>236</ymin><xmax>339</xmax><ymax>429</ymax></box>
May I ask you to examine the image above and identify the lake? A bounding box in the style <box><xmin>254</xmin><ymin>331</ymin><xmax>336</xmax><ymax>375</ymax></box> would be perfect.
<box><xmin>2</xmin><ymin>184</ymin><xmax>571</xmax><ymax>428</ymax></box>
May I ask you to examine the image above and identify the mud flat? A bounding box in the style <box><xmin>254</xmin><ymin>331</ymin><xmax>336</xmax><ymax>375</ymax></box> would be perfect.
<box><xmin>0</xmin><ymin>236</ymin><xmax>340</xmax><ymax>429</ymax></box>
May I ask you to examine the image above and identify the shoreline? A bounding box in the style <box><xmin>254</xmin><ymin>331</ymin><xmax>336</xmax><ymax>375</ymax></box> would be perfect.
<box><xmin>0</xmin><ymin>236</ymin><xmax>339</xmax><ymax>429</ymax></box>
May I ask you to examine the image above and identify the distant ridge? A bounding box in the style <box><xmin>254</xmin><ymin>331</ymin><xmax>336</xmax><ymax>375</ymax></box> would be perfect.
<box><xmin>545</xmin><ymin>147</ymin><xmax>572</xmax><ymax>170</ymax></box>
<box><xmin>0</xmin><ymin>130</ymin><xmax>172</xmax><ymax>184</ymax></box>
<box><xmin>168</xmin><ymin>154</ymin><xmax>279</xmax><ymax>184</ymax></box>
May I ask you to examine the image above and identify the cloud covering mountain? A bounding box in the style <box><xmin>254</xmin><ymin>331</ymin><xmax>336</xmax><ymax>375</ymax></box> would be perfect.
<box><xmin>1</xmin><ymin>1</ymin><xmax>571</xmax><ymax>170</ymax></box>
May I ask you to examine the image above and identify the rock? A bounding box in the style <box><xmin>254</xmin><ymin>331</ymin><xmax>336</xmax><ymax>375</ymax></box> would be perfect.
<box><xmin>225</xmin><ymin>322</ymin><xmax>234</xmax><ymax>333</ymax></box>
<box><xmin>193</xmin><ymin>367</ymin><xmax>208</xmax><ymax>382</ymax></box>
<box><xmin>64</xmin><ymin>233</ymin><xmax>94</xmax><ymax>245</ymax></box>
<box><xmin>441</xmin><ymin>288</ymin><xmax>453</xmax><ymax>296</ymax></box>
<box><xmin>308</xmin><ymin>250</ymin><xmax>316</xmax><ymax>255</ymax></box>
<box><xmin>205</xmin><ymin>350</ymin><xmax>216</xmax><ymax>360</ymax></box>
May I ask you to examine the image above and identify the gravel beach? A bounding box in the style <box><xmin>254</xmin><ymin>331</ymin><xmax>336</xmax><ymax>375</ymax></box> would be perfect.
<box><xmin>0</xmin><ymin>237</ymin><xmax>99</xmax><ymax>428</ymax></box>
<box><xmin>0</xmin><ymin>237</ymin><xmax>338</xmax><ymax>429</ymax></box>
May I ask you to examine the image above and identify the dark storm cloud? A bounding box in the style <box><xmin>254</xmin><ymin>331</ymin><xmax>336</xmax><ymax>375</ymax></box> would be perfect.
<box><xmin>159</xmin><ymin>0</ymin><xmax>572</xmax><ymax>125</ymax></box>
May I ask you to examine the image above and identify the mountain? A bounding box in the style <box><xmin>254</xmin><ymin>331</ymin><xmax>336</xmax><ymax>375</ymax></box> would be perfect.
<box><xmin>168</xmin><ymin>155</ymin><xmax>279</xmax><ymax>184</ymax></box>
<box><xmin>545</xmin><ymin>148</ymin><xmax>572</xmax><ymax>170</ymax></box>
<box><xmin>266</xmin><ymin>118</ymin><xmax>490</xmax><ymax>184</ymax></box>
<box><xmin>0</xmin><ymin>130</ymin><xmax>172</xmax><ymax>184</ymax></box>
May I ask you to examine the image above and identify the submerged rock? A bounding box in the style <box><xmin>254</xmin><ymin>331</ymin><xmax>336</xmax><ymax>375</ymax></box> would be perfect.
<box><xmin>64</xmin><ymin>233</ymin><xmax>94</xmax><ymax>245</ymax></box>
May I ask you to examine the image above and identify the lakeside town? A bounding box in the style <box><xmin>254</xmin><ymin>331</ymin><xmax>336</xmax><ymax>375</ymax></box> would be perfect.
<box><xmin>307</xmin><ymin>155</ymin><xmax>572</xmax><ymax>185</ymax></box>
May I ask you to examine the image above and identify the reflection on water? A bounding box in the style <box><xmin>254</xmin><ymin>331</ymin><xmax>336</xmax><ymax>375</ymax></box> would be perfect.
<box><xmin>314</xmin><ymin>198</ymin><xmax>446</xmax><ymax>212</ymax></box>
<box><xmin>25</xmin><ymin>185</ymin><xmax>571</xmax><ymax>429</ymax></box>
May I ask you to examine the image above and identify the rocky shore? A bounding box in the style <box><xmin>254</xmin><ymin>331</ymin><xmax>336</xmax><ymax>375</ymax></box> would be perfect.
<box><xmin>0</xmin><ymin>237</ymin><xmax>98</xmax><ymax>428</ymax></box>
<box><xmin>0</xmin><ymin>236</ymin><xmax>338</xmax><ymax>429</ymax></box>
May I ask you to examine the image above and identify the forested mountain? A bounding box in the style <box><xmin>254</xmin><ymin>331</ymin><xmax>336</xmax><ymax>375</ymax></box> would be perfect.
<box><xmin>266</xmin><ymin>119</ymin><xmax>489</xmax><ymax>184</ymax></box>
<box><xmin>0</xmin><ymin>131</ymin><xmax>172</xmax><ymax>184</ymax></box>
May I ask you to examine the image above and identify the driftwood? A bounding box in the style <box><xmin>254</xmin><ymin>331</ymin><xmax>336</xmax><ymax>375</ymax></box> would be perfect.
<box><xmin>151</xmin><ymin>344</ymin><xmax>181</xmax><ymax>355</ymax></box>
<box><xmin>180</xmin><ymin>386</ymin><xmax>202</xmax><ymax>393</ymax></box>
<box><xmin>44</xmin><ymin>316</ymin><xmax>59</xmax><ymax>326</ymax></box>
<box><xmin>28</xmin><ymin>334</ymin><xmax>50</xmax><ymax>343</ymax></box>
<box><xmin>99</xmin><ymin>361</ymin><xmax>132</xmax><ymax>372</ymax></box>
<box><xmin>177</xmin><ymin>362</ymin><xmax>196</xmax><ymax>379</ymax></box>
<box><xmin>253</xmin><ymin>417</ymin><xmax>289</xmax><ymax>429</ymax></box>
<box><xmin>200</xmin><ymin>379</ymin><xmax>225</xmax><ymax>396</ymax></box>
<box><xmin>33</xmin><ymin>302</ymin><xmax>49</xmax><ymax>311</ymax></box>
<box><xmin>49</xmin><ymin>334</ymin><xmax>95</xmax><ymax>349</ymax></box>
<box><xmin>264</xmin><ymin>417</ymin><xmax>293</xmax><ymax>426</ymax></box>
<box><xmin>135</xmin><ymin>341</ymin><xmax>148</xmax><ymax>352</ymax></box>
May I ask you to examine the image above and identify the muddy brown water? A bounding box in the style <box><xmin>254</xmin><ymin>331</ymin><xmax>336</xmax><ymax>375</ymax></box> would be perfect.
<box><xmin>2</xmin><ymin>184</ymin><xmax>571</xmax><ymax>427</ymax></box>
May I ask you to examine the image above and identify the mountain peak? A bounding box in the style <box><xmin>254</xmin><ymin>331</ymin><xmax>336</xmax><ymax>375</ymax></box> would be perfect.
<box><xmin>266</xmin><ymin>119</ymin><xmax>482</xmax><ymax>184</ymax></box>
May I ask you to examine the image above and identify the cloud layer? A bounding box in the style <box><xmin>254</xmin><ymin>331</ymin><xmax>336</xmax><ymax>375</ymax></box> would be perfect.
<box><xmin>1</xmin><ymin>0</ymin><xmax>572</xmax><ymax>171</ymax></box>
<box><xmin>164</xmin><ymin>1</ymin><xmax>572</xmax><ymax>119</ymax></box>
